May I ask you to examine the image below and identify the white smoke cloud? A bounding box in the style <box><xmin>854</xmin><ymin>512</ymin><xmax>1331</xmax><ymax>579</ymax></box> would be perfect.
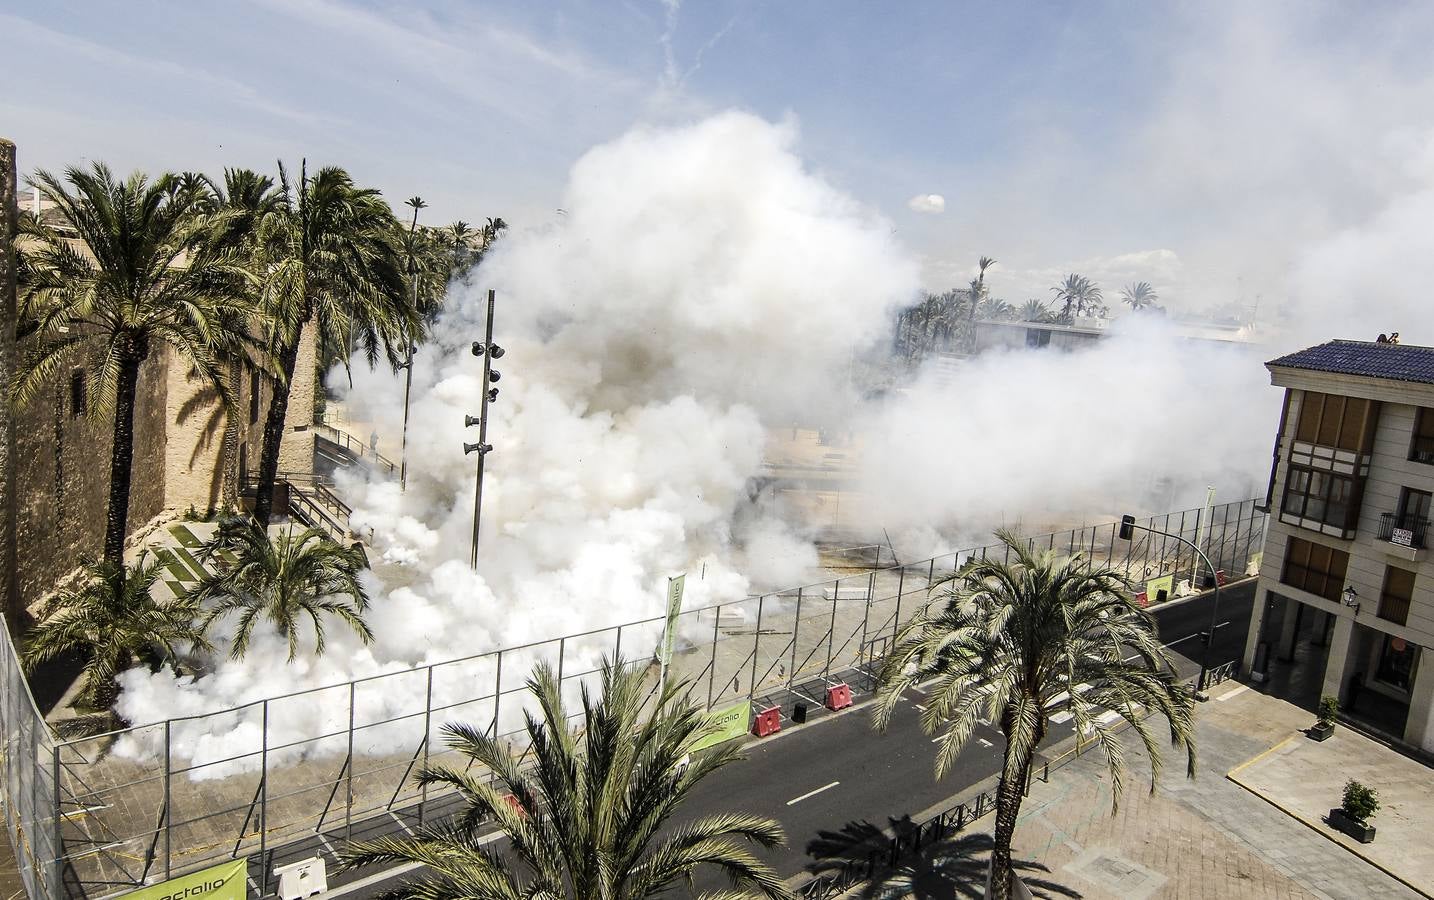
<box><xmin>114</xmin><ymin>111</ymin><xmax>920</xmax><ymax>770</ymax></box>
<box><xmin>860</xmin><ymin>317</ymin><xmax>1277</xmax><ymax>556</ymax></box>
<box><xmin>908</xmin><ymin>193</ymin><xmax>945</xmax><ymax>214</ymax></box>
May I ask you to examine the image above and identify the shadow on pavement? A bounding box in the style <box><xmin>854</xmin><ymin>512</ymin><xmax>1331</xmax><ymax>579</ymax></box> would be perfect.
<box><xmin>806</xmin><ymin>819</ymin><xmax>1082</xmax><ymax>899</ymax></box>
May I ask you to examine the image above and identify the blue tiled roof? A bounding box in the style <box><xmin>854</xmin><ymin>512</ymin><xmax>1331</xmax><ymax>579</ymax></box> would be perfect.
<box><xmin>1267</xmin><ymin>340</ymin><xmax>1434</xmax><ymax>385</ymax></box>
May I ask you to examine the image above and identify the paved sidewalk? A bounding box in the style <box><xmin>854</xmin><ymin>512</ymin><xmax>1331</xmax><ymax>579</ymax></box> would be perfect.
<box><xmin>1227</xmin><ymin>705</ymin><xmax>1434</xmax><ymax>895</ymax></box>
<box><xmin>1005</xmin><ymin>683</ymin><xmax>1426</xmax><ymax>899</ymax></box>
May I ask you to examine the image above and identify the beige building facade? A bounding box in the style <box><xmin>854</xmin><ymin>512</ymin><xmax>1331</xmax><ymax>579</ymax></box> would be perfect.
<box><xmin>1243</xmin><ymin>339</ymin><xmax>1434</xmax><ymax>753</ymax></box>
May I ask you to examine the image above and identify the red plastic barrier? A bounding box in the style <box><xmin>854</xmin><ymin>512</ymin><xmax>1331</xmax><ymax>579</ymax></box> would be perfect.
<box><xmin>825</xmin><ymin>682</ymin><xmax>852</xmax><ymax>711</ymax></box>
<box><xmin>753</xmin><ymin>706</ymin><xmax>782</xmax><ymax>737</ymax></box>
<box><xmin>502</xmin><ymin>794</ymin><xmax>527</xmax><ymax>817</ymax></box>
<box><xmin>1135</xmin><ymin>591</ymin><xmax>1149</xmax><ymax>607</ymax></box>
<box><xmin>1216</xmin><ymin>569</ymin><xmax>1228</xmax><ymax>586</ymax></box>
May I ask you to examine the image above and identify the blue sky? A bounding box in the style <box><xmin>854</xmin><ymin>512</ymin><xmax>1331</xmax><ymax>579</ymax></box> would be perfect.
<box><xmin>5</xmin><ymin>1</ymin><xmax>1434</xmax><ymax>319</ymax></box>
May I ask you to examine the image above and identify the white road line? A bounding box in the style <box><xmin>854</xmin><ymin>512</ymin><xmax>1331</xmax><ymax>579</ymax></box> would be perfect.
<box><xmin>977</xmin><ymin>738</ymin><xmax>993</xmax><ymax>747</ymax></box>
<box><xmin>1049</xmin><ymin>711</ymin><xmax>1073</xmax><ymax>724</ymax></box>
<box><xmin>786</xmin><ymin>781</ymin><xmax>840</xmax><ymax>806</ymax></box>
<box><xmin>1215</xmin><ymin>685</ymin><xmax>1249</xmax><ymax>702</ymax></box>
<box><xmin>912</xmin><ymin>703</ymin><xmax>927</xmax><ymax>711</ymax></box>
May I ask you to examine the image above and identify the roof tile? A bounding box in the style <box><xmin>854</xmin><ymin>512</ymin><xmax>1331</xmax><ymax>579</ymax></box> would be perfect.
<box><xmin>1267</xmin><ymin>340</ymin><xmax>1434</xmax><ymax>386</ymax></box>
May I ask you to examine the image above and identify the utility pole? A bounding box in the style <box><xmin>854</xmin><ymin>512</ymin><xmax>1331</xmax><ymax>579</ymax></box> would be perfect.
<box><xmin>465</xmin><ymin>290</ymin><xmax>503</xmax><ymax>568</ymax></box>
<box><xmin>0</xmin><ymin>138</ymin><xmax>20</xmax><ymax>632</ymax></box>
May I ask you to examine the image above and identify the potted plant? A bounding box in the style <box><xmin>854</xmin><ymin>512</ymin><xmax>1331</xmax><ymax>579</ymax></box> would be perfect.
<box><xmin>1310</xmin><ymin>695</ymin><xmax>1338</xmax><ymax>741</ymax></box>
<box><xmin>1329</xmin><ymin>780</ymin><xmax>1379</xmax><ymax>843</ymax></box>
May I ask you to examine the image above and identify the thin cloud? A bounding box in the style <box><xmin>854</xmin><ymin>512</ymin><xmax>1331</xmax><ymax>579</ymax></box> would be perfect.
<box><xmin>908</xmin><ymin>193</ymin><xmax>945</xmax><ymax>214</ymax></box>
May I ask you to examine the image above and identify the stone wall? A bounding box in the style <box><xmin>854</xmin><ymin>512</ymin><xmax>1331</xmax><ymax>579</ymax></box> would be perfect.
<box><xmin>14</xmin><ymin>349</ymin><xmax>168</xmax><ymax>607</ymax></box>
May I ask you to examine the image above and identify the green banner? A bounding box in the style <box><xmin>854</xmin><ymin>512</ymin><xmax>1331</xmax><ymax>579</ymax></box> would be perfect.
<box><xmin>121</xmin><ymin>859</ymin><xmax>247</xmax><ymax>900</ymax></box>
<box><xmin>659</xmin><ymin>574</ymin><xmax>686</xmax><ymax>687</ymax></box>
<box><xmin>690</xmin><ymin>700</ymin><xmax>750</xmax><ymax>753</ymax></box>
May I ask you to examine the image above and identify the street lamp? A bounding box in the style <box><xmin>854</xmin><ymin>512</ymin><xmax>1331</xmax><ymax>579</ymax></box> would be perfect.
<box><xmin>1119</xmin><ymin>514</ymin><xmax>1222</xmax><ymax>700</ymax></box>
<box><xmin>400</xmin><ymin>196</ymin><xmax>427</xmax><ymax>493</ymax></box>
<box><xmin>465</xmin><ymin>289</ymin><xmax>502</xmax><ymax>569</ymax></box>
<box><xmin>1342</xmin><ymin>585</ymin><xmax>1360</xmax><ymax>617</ymax></box>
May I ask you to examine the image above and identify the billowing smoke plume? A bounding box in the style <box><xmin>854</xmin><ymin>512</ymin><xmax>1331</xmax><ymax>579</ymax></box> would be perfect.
<box><xmin>861</xmin><ymin>320</ymin><xmax>1277</xmax><ymax>559</ymax></box>
<box><xmin>113</xmin><ymin>111</ymin><xmax>1298</xmax><ymax>773</ymax></box>
<box><xmin>114</xmin><ymin>112</ymin><xmax>919</xmax><ymax>765</ymax></box>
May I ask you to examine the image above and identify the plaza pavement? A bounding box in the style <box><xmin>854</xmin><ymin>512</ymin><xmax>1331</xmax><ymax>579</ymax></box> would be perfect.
<box><xmin>1002</xmin><ymin>682</ymin><xmax>1428</xmax><ymax>900</ymax></box>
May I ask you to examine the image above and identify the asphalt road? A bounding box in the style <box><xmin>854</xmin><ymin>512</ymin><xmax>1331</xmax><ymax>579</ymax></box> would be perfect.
<box><xmin>307</xmin><ymin>581</ymin><xmax>1255</xmax><ymax>898</ymax></box>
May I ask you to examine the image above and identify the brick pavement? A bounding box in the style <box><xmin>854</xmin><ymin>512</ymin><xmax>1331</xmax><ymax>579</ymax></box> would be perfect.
<box><xmin>1004</xmin><ymin>683</ymin><xmax>1426</xmax><ymax>900</ymax></box>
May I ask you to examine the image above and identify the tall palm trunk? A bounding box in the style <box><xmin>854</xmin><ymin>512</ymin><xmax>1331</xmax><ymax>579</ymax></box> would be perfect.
<box><xmin>988</xmin><ymin>752</ymin><xmax>1033</xmax><ymax>900</ymax></box>
<box><xmin>990</xmin><ymin>714</ymin><xmax>1043</xmax><ymax>900</ymax></box>
<box><xmin>1</xmin><ymin>138</ymin><xmax>21</xmax><ymax>630</ymax></box>
<box><xmin>252</xmin><ymin>332</ymin><xmax>302</xmax><ymax>528</ymax></box>
<box><xmin>103</xmin><ymin>348</ymin><xmax>144</xmax><ymax>569</ymax></box>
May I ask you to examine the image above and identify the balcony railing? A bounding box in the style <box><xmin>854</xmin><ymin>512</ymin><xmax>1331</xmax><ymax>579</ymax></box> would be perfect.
<box><xmin>1378</xmin><ymin>512</ymin><xmax>1429</xmax><ymax>549</ymax></box>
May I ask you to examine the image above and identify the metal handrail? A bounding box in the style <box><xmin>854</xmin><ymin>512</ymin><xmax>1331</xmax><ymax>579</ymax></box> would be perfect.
<box><xmin>312</xmin><ymin>421</ymin><xmax>398</xmax><ymax>474</ymax></box>
<box><xmin>1377</xmin><ymin>512</ymin><xmax>1429</xmax><ymax>549</ymax></box>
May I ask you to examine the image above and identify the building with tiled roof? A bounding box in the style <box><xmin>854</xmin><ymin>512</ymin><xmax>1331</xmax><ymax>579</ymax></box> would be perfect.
<box><xmin>1245</xmin><ymin>337</ymin><xmax>1434</xmax><ymax>753</ymax></box>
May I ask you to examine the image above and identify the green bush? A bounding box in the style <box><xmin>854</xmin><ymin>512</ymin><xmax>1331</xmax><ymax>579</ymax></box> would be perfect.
<box><xmin>1318</xmin><ymin>695</ymin><xmax>1340</xmax><ymax>724</ymax></box>
<box><xmin>1341</xmin><ymin>780</ymin><xmax>1380</xmax><ymax>825</ymax></box>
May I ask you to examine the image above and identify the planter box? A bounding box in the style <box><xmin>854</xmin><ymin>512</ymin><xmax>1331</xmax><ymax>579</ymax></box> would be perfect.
<box><xmin>1328</xmin><ymin>808</ymin><xmax>1376</xmax><ymax>843</ymax></box>
<box><xmin>1309</xmin><ymin>721</ymin><xmax>1334</xmax><ymax>741</ymax></box>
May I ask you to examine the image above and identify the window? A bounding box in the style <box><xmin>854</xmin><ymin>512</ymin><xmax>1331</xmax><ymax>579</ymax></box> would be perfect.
<box><xmin>69</xmin><ymin>370</ymin><xmax>86</xmax><ymax>418</ymax></box>
<box><xmin>1280</xmin><ymin>536</ymin><xmax>1349</xmax><ymax>602</ymax></box>
<box><xmin>249</xmin><ymin>370</ymin><xmax>261</xmax><ymax>425</ymax></box>
<box><xmin>1294</xmin><ymin>391</ymin><xmax>1375</xmax><ymax>452</ymax></box>
<box><xmin>1375</xmin><ymin>635</ymin><xmax>1418</xmax><ymax>691</ymax></box>
<box><xmin>1280</xmin><ymin>465</ymin><xmax>1360</xmax><ymax>534</ymax></box>
<box><xmin>1413</xmin><ymin>408</ymin><xmax>1434</xmax><ymax>464</ymax></box>
<box><xmin>1377</xmin><ymin>566</ymin><xmax>1415</xmax><ymax>626</ymax></box>
<box><xmin>1025</xmin><ymin>328</ymin><xmax>1051</xmax><ymax>349</ymax></box>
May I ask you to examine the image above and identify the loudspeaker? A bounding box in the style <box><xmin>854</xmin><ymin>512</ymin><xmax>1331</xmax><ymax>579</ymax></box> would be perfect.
<box><xmin>792</xmin><ymin>702</ymin><xmax>808</xmax><ymax>724</ymax></box>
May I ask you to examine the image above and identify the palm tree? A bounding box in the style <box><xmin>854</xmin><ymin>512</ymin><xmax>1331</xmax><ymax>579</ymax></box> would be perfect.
<box><xmin>872</xmin><ymin>531</ymin><xmax>1196</xmax><ymax>900</ymax></box>
<box><xmin>17</xmin><ymin>164</ymin><xmax>254</xmax><ymax>568</ymax></box>
<box><xmin>964</xmin><ymin>256</ymin><xmax>996</xmax><ymax>350</ymax></box>
<box><xmin>247</xmin><ymin>163</ymin><xmax>417</xmax><ymax>527</ymax></box>
<box><xmin>1120</xmin><ymin>281</ymin><xmax>1158</xmax><ymax>311</ymax></box>
<box><xmin>191</xmin><ymin>516</ymin><xmax>372</xmax><ymax>660</ymax></box>
<box><xmin>976</xmin><ymin>297</ymin><xmax>1016</xmax><ymax>321</ymax></box>
<box><xmin>21</xmin><ymin>558</ymin><xmax>210</xmax><ymax>708</ymax></box>
<box><xmin>341</xmin><ymin>658</ymin><xmax>793</xmax><ymax>900</ymax></box>
<box><xmin>445</xmin><ymin>220</ymin><xmax>474</xmax><ymax>270</ymax></box>
<box><xmin>1018</xmin><ymin>299</ymin><xmax>1052</xmax><ymax>323</ymax></box>
<box><xmin>1049</xmin><ymin>274</ymin><xmax>1102</xmax><ymax>322</ymax></box>
<box><xmin>201</xmin><ymin>168</ymin><xmax>286</xmax><ymax>253</ymax></box>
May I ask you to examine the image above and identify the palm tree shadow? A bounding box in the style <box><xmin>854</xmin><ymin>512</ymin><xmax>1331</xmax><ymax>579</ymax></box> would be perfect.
<box><xmin>807</xmin><ymin>819</ymin><xmax>1082</xmax><ymax>899</ymax></box>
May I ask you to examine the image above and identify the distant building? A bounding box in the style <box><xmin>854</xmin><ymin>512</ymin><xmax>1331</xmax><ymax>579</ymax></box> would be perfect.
<box><xmin>1243</xmin><ymin>339</ymin><xmax>1434</xmax><ymax>752</ymax></box>
<box><xmin>11</xmin><ymin>191</ymin><xmax>316</xmax><ymax>608</ymax></box>
<box><xmin>971</xmin><ymin>316</ymin><xmax>1257</xmax><ymax>354</ymax></box>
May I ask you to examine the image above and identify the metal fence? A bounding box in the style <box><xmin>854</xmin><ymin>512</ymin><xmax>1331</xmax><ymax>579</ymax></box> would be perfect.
<box><xmin>1</xmin><ymin>498</ymin><xmax>1266</xmax><ymax>899</ymax></box>
<box><xmin>0</xmin><ymin>613</ymin><xmax>60</xmax><ymax>900</ymax></box>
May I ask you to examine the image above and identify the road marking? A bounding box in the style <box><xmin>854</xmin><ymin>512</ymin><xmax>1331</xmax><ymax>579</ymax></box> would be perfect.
<box><xmin>1215</xmin><ymin>685</ymin><xmax>1249</xmax><ymax>702</ymax></box>
<box><xmin>1049</xmin><ymin>711</ymin><xmax>1073</xmax><ymax>724</ymax></box>
<box><xmin>931</xmin><ymin>735</ymin><xmax>944</xmax><ymax>743</ymax></box>
<box><xmin>978</xmin><ymin>738</ymin><xmax>993</xmax><ymax>747</ymax></box>
<box><xmin>1164</xmin><ymin>620</ymin><xmax>1233</xmax><ymax>648</ymax></box>
<box><xmin>912</xmin><ymin>702</ymin><xmax>927</xmax><ymax>711</ymax></box>
<box><xmin>787</xmin><ymin>781</ymin><xmax>840</xmax><ymax>806</ymax></box>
